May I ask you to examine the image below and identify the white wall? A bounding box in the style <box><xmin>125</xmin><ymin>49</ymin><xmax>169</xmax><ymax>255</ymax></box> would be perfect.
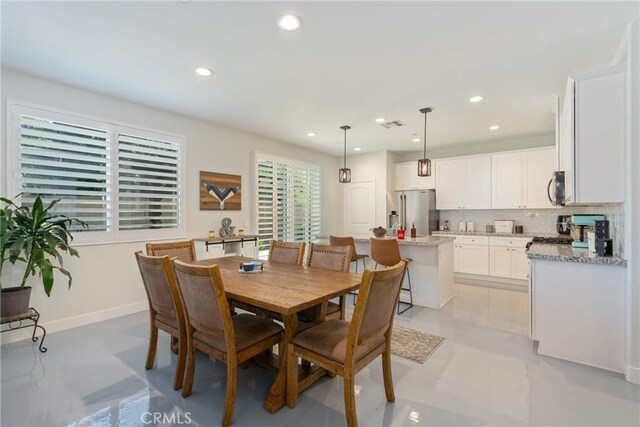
<box><xmin>0</xmin><ymin>69</ymin><xmax>342</xmax><ymax>338</ymax></box>
<box><xmin>393</xmin><ymin>133</ymin><xmax>554</xmax><ymax>162</ymax></box>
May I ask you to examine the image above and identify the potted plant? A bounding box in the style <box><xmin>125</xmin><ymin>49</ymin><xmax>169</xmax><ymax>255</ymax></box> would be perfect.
<box><xmin>0</xmin><ymin>195</ymin><xmax>86</xmax><ymax>318</ymax></box>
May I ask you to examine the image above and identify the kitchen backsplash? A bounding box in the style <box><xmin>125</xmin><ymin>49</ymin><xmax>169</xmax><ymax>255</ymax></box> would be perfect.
<box><xmin>439</xmin><ymin>204</ymin><xmax>625</xmax><ymax>255</ymax></box>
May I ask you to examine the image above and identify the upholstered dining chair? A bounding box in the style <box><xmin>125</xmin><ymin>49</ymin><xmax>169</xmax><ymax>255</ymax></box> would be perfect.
<box><xmin>146</xmin><ymin>240</ymin><xmax>197</xmax><ymax>263</ymax></box>
<box><xmin>286</xmin><ymin>261</ymin><xmax>407</xmax><ymax>427</ymax></box>
<box><xmin>268</xmin><ymin>240</ymin><xmax>306</xmax><ymax>265</ymax></box>
<box><xmin>370</xmin><ymin>238</ymin><xmax>414</xmax><ymax>314</ymax></box>
<box><xmin>172</xmin><ymin>260</ymin><xmax>284</xmax><ymax>427</ymax></box>
<box><xmin>329</xmin><ymin>235</ymin><xmax>369</xmax><ymax>272</ymax></box>
<box><xmin>303</xmin><ymin>243</ymin><xmax>353</xmax><ymax>321</ymax></box>
<box><xmin>134</xmin><ymin>252</ymin><xmax>187</xmax><ymax>391</ymax></box>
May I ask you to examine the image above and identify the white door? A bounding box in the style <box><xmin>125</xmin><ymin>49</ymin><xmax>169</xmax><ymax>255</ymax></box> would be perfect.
<box><xmin>458</xmin><ymin>245</ymin><xmax>489</xmax><ymax>275</ymax></box>
<box><xmin>492</xmin><ymin>152</ymin><xmax>523</xmax><ymax>209</ymax></box>
<box><xmin>511</xmin><ymin>248</ymin><xmax>530</xmax><ymax>280</ymax></box>
<box><xmin>523</xmin><ymin>148</ymin><xmax>556</xmax><ymax>208</ymax></box>
<box><xmin>343</xmin><ymin>181</ymin><xmax>376</xmax><ymax>234</ymax></box>
<box><xmin>435</xmin><ymin>159</ymin><xmax>464</xmax><ymax>209</ymax></box>
<box><xmin>489</xmin><ymin>246</ymin><xmax>512</xmax><ymax>278</ymax></box>
<box><xmin>463</xmin><ymin>156</ymin><xmax>492</xmax><ymax>209</ymax></box>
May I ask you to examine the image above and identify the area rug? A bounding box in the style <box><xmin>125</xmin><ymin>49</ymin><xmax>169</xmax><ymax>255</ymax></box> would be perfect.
<box><xmin>345</xmin><ymin>314</ymin><xmax>445</xmax><ymax>364</ymax></box>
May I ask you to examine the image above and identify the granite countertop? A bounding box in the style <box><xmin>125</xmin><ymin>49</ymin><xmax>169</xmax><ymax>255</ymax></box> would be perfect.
<box><xmin>432</xmin><ymin>230</ymin><xmax>561</xmax><ymax>238</ymax></box>
<box><xmin>527</xmin><ymin>243</ymin><xmax>627</xmax><ymax>267</ymax></box>
<box><xmin>319</xmin><ymin>235</ymin><xmax>455</xmax><ymax>247</ymax></box>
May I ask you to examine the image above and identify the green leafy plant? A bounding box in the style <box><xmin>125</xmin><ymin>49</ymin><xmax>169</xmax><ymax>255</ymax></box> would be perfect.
<box><xmin>0</xmin><ymin>195</ymin><xmax>87</xmax><ymax>296</ymax></box>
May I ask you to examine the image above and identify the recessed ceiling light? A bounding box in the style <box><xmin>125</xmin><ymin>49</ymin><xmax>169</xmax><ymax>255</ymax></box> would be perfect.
<box><xmin>277</xmin><ymin>14</ymin><xmax>302</xmax><ymax>31</ymax></box>
<box><xmin>306</xmin><ymin>132</ymin><xmax>316</xmax><ymax>137</ymax></box>
<box><xmin>469</xmin><ymin>96</ymin><xmax>484</xmax><ymax>103</ymax></box>
<box><xmin>195</xmin><ymin>67</ymin><xmax>213</xmax><ymax>77</ymax></box>
<box><xmin>412</xmin><ymin>138</ymin><xmax>421</xmax><ymax>142</ymax></box>
<box><xmin>375</xmin><ymin>117</ymin><xmax>386</xmax><ymax>123</ymax></box>
<box><xmin>354</xmin><ymin>147</ymin><xmax>362</xmax><ymax>152</ymax></box>
<box><xmin>489</xmin><ymin>125</ymin><xmax>500</xmax><ymax>130</ymax></box>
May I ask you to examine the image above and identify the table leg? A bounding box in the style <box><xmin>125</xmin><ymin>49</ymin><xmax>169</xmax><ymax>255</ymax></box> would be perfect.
<box><xmin>263</xmin><ymin>313</ymin><xmax>298</xmax><ymax>413</ymax></box>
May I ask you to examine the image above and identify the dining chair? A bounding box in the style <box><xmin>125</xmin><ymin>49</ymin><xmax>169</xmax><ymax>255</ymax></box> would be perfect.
<box><xmin>370</xmin><ymin>238</ymin><xmax>414</xmax><ymax>314</ymax></box>
<box><xmin>286</xmin><ymin>261</ymin><xmax>408</xmax><ymax>427</ymax></box>
<box><xmin>146</xmin><ymin>240</ymin><xmax>197</xmax><ymax>351</ymax></box>
<box><xmin>146</xmin><ymin>240</ymin><xmax>197</xmax><ymax>262</ymax></box>
<box><xmin>172</xmin><ymin>260</ymin><xmax>284</xmax><ymax>427</ymax></box>
<box><xmin>268</xmin><ymin>240</ymin><xmax>306</xmax><ymax>265</ymax></box>
<box><xmin>134</xmin><ymin>252</ymin><xmax>187</xmax><ymax>391</ymax></box>
<box><xmin>303</xmin><ymin>243</ymin><xmax>353</xmax><ymax>321</ymax></box>
<box><xmin>329</xmin><ymin>235</ymin><xmax>369</xmax><ymax>272</ymax></box>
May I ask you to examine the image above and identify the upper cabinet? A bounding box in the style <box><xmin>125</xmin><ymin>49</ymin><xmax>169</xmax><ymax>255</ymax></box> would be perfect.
<box><xmin>436</xmin><ymin>156</ymin><xmax>491</xmax><ymax>210</ymax></box>
<box><xmin>393</xmin><ymin>161</ymin><xmax>435</xmax><ymax>191</ymax></box>
<box><xmin>559</xmin><ymin>64</ymin><xmax>625</xmax><ymax>205</ymax></box>
<box><xmin>491</xmin><ymin>147</ymin><xmax>556</xmax><ymax>209</ymax></box>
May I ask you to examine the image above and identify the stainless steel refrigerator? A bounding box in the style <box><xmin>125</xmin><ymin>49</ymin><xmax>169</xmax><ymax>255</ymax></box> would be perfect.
<box><xmin>394</xmin><ymin>190</ymin><xmax>439</xmax><ymax>236</ymax></box>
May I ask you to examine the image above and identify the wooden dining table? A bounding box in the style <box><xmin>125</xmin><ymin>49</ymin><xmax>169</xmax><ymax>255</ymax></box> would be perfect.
<box><xmin>193</xmin><ymin>255</ymin><xmax>361</xmax><ymax>413</ymax></box>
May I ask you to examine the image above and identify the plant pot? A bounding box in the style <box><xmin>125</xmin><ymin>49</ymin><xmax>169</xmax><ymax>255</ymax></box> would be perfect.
<box><xmin>1</xmin><ymin>286</ymin><xmax>32</xmax><ymax>318</ymax></box>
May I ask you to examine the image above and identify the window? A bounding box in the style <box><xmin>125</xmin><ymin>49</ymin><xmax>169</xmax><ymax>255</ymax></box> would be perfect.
<box><xmin>8</xmin><ymin>101</ymin><xmax>186</xmax><ymax>243</ymax></box>
<box><xmin>255</xmin><ymin>154</ymin><xmax>321</xmax><ymax>256</ymax></box>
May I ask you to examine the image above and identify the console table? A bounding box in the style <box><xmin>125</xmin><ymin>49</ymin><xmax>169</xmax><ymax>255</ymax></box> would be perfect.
<box><xmin>1</xmin><ymin>308</ymin><xmax>47</xmax><ymax>352</ymax></box>
<box><xmin>194</xmin><ymin>235</ymin><xmax>259</xmax><ymax>259</ymax></box>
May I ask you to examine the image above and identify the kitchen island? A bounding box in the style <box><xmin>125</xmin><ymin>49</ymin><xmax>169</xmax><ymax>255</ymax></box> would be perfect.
<box><xmin>324</xmin><ymin>235</ymin><xmax>455</xmax><ymax>309</ymax></box>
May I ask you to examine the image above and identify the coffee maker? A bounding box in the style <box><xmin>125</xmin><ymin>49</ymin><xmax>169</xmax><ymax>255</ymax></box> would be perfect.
<box><xmin>569</xmin><ymin>214</ymin><xmax>605</xmax><ymax>249</ymax></box>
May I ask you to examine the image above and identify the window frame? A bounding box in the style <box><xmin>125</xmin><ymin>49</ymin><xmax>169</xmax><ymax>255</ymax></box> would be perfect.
<box><xmin>253</xmin><ymin>151</ymin><xmax>321</xmax><ymax>257</ymax></box>
<box><xmin>6</xmin><ymin>99</ymin><xmax>187</xmax><ymax>245</ymax></box>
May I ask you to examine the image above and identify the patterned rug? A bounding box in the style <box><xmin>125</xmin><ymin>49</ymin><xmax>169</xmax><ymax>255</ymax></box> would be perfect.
<box><xmin>346</xmin><ymin>314</ymin><xmax>445</xmax><ymax>364</ymax></box>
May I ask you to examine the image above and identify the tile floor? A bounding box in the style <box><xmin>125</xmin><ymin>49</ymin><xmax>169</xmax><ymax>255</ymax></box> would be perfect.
<box><xmin>1</xmin><ymin>284</ymin><xmax>638</xmax><ymax>426</ymax></box>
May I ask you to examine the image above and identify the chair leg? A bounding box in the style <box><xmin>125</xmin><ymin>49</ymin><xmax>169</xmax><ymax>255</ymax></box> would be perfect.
<box><xmin>171</xmin><ymin>336</ymin><xmax>179</xmax><ymax>355</ymax></box>
<box><xmin>173</xmin><ymin>333</ymin><xmax>187</xmax><ymax>390</ymax></box>
<box><xmin>286</xmin><ymin>343</ymin><xmax>299</xmax><ymax>408</ymax></box>
<box><xmin>397</xmin><ymin>266</ymin><xmax>414</xmax><ymax>315</ymax></box>
<box><xmin>343</xmin><ymin>374</ymin><xmax>358</xmax><ymax>427</ymax></box>
<box><xmin>222</xmin><ymin>363</ymin><xmax>237</xmax><ymax>427</ymax></box>
<box><xmin>182</xmin><ymin>338</ymin><xmax>197</xmax><ymax>398</ymax></box>
<box><xmin>145</xmin><ymin>324</ymin><xmax>158</xmax><ymax>370</ymax></box>
<box><xmin>382</xmin><ymin>348</ymin><xmax>395</xmax><ymax>402</ymax></box>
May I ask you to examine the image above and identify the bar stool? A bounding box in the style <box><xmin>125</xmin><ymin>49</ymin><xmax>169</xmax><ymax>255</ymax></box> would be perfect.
<box><xmin>370</xmin><ymin>238</ymin><xmax>413</xmax><ymax>314</ymax></box>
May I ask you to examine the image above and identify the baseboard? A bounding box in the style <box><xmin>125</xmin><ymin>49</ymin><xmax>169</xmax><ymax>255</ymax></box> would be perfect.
<box><xmin>625</xmin><ymin>365</ymin><xmax>640</xmax><ymax>384</ymax></box>
<box><xmin>455</xmin><ymin>274</ymin><xmax>528</xmax><ymax>292</ymax></box>
<box><xmin>537</xmin><ymin>346</ymin><xmax>624</xmax><ymax>375</ymax></box>
<box><xmin>0</xmin><ymin>300</ymin><xmax>147</xmax><ymax>346</ymax></box>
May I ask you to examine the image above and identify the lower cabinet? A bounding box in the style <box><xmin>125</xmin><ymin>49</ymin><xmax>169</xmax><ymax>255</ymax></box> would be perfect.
<box><xmin>458</xmin><ymin>245</ymin><xmax>489</xmax><ymax>275</ymax></box>
<box><xmin>511</xmin><ymin>248</ymin><xmax>530</xmax><ymax>280</ymax></box>
<box><xmin>489</xmin><ymin>246</ymin><xmax>512</xmax><ymax>277</ymax></box>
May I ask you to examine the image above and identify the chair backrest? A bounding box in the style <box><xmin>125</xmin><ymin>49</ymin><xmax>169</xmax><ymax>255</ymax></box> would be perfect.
<box><xmin>370</xmin><ymin>238</ymin><xmax>402</xmax><ymax>267</ymax></box>
<box><xmin>307</xmin><ymin>243</ymin><xmax>352</xmax><ymax>272</ymax></box>
<box><xmin>172</xmin><ymin>260</ymin><xmax>233</xmax><ymax>342</ymax></box>
<box><xmin>146</xmin><ymin>240</ymin><xmax>196</xmax><ymax>263</ymax></box>
<box><xmin>268</xmin><ymin>241</ymin><xmax>306</xmax><ymax>265</ymax></box>
<box><xmin>347</xmin><ymin>261</ymin><xmax>407</xmax><ymax>353</ymax></box>
<box><xmin>135</xmin><ymin>252</ymin><xmax>184</xmax><ymax>322</ymax></box>
<box><xmin>329</xmin><ymin>235</ymin><xmax>359</xmax><ymax>262</ymax></box>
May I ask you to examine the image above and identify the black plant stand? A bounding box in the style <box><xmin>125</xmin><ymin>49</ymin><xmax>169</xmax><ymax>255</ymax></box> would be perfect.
<box><xmin>1</xmin><ymin>308</ymin><xmax>47</xmax><ymax>352</ymax></box>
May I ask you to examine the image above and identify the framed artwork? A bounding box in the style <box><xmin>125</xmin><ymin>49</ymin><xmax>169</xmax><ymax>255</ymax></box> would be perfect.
<box><xmin>200</xmin><ymin>171</ymin><xmax>241</xmax><ymax>210</ymax></box>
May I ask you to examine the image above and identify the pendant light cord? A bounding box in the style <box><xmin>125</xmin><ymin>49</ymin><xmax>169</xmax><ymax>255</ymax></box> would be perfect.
<box><xmin>423</xmin><ymin>110</ymin><xmax>427</xmax><ymax>159</ymax></box>
<box><xmin>344</xmin><ymin>128</ymin><xmax>347</xmax><ymax>169</ymax></box>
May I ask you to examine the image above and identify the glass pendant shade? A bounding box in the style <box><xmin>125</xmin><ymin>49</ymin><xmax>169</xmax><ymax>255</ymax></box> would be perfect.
<box><xmin>418</xmin><ymin>158</ymin><xmax>431</xmax><ymax>177</ymax></box>
<box><xmin>339</xmin><ymin>168</ymin><xmax>351</xmax><ymax>183</ymax></box>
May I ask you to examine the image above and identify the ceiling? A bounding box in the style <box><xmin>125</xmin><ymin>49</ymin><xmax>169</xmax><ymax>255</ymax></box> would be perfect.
<box><xmin>2</xmin><ymin>1</ymin><xmax>637</xmax><ymax>156</ymax></box>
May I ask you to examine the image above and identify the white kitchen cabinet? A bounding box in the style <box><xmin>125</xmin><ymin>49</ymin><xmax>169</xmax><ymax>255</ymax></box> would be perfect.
<box><xmin>491</xmin><ymin>148</ymin><xmax>556</xmax><ymax>209</ymax></box>
<box><xmin>394</xmin><ymin>161</ymin><xmax>435</xmax><ymax>191</ymax></box>
<box><xmin>458</xmin><ymin>245</ymin><xmax>489</xmax><ymax>275</ymax></box>
<box><xmin>522</xmin><ymin>149</ymin><xmax>556</xmax><ymax>208</ymax></box>
<box><xmin>453</xmin><ymin>242</ymin><xmax>461</xmax><ymax>273</ymax></box>
<box><xmin>491</xmin><ymin>152</ymin><xmax>523</xmax><ymax>209</ymax></box>
<box><xmin>435</xmin><ymin>159</ymin><xmax>464</xmax><ymax>209</ymax></box>
<box><xmin>489</xmin><ymin>246</ymin><xmax>512</xmax><ymax>278</ymax></box>
<box><xmin>511</xmin><ymin>248</ymin><xmax>530</xmax><ymax>280</ymax></box>
<box><xmin>436</xmin><ymin>156</ymin><xmax>491</xmax><ymax>210</ymax></box>
<box><xmin>530</xmin><ymin>258</ymin><xmax>625</xmax><ymax>372</ymax></box>
<box><xmin>558</xmin><ymin>64</ymin><xmax>625</xmax><ymax>205</ymax></box>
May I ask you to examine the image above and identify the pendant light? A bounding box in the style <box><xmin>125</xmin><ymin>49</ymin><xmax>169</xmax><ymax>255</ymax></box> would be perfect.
<box><xmin>417</xmin><ymin>107</ymin><xmax>432</xmax><ymax>177</ymax></box>
<box><xmin>339</xmin><ymin>125</ymin><xmax>352</xmax><ymax>183</ymax></box>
